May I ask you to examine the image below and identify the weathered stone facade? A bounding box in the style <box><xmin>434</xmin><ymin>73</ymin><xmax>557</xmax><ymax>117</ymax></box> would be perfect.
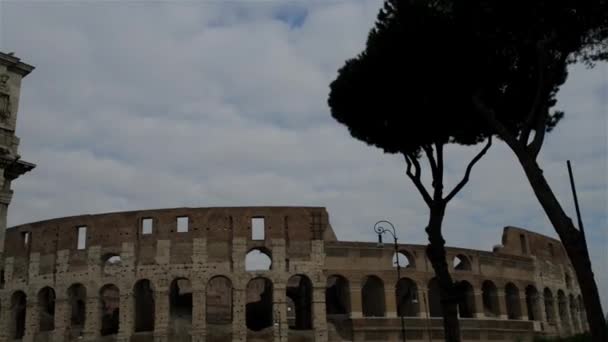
<box><xmin>0</xmin><ymin>52</ymin><xmax>588</xmax><ymax>341</ymax></box>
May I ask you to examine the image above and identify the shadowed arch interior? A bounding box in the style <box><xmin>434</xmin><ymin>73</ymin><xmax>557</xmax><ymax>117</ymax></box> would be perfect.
<box><xmin>287</xmin><ymin>274</ymin><xmax>313</xmax><ymax>330</ymax></box>
<box><xmin>525</xmin><ymin>285</ymin><xmax>541</xmax><ymax>321</ymax></box>
<box><xmin>11</xmin><ymin>291</ymin><xmax>27</xmax><ymax>339</ymax></box>
<box><xmin>428</xmin><ymin>278</ymin><xmax>442</xmax><ymax>317</ymax></box>
<box><xmin>38</xmin><ymin>286</ymin><xmax>56</xmax><ymax>332</ymax></box>
<box><xmin>544</xmin><ymin>288</ymin><xmax>555</xmax><ymax>322</ymax></box>
<box><xmin>134</xmin><ymin>279</ymin><xmax>155</xmax><ymax>332</ymax></box>
<box><xmin>170</xmin><ymin>278</ymin><xmax>193</xmax><ymax>335</ymax></box>
<box><xmin>67</xmin><ymin>283</ymin><xmax>87</xmax><ymax>338</ymax></box>
<box><xmin>325</xmin><ymin>275</ymin><xmax>350</xmax><ymax>316</ymax></box>
<box><xmin>206</xmin><ymin>276</ymin><xmax>233</xmax><ymax>324</ymax></box>
<box><xmin>456</xmin><ymin>280</ymin><xmax>475</xmax><ymax>318</ymax></box>
<box><xmin>557</xmin><ymin>290</ymin><xmax>569</xmax><ymax>327</ymax></box>
<box><xmin>505</xmin><ymin>283</ymin><xmax>522</xmax><ymax>319</ymax></box>
<box><xmin>361</xmin><ymin>275</ymin><xmax>385</xmax><ymax>317</ymax></box>
<box><xmin>396</xmin><ymin>277</ymin><xmax>418</xmax><ymax>317</ymax></box>
<box><xmin>246</xmin><ymin>277</ymin><xmax>273</xmax><ymax>331</ymax></box>
<box><xmin>482</xmin><ymin>280</ymin><xmax>499</xmax><ymax>317</ymax></box>
<box><xmin>99</xmin><ymin>284</ymin><xmax>120</xmax><ymax>336</ymax></box>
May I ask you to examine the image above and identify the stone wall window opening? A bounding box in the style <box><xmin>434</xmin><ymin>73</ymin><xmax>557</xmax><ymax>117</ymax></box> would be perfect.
<box><xmin>525</xmin><ymin>285</ymin><xmax>540</xmax><ymax>321</ymax></box>
<box><xmin>134</xmin><ymin>279</ymin><xmax>155</xmax><ymax>332</ymax></box>
<box><xmin>505</xmin><ymin>283</ymin><xmax>522</xmax><ymax>320</ymax></box>
<box><xmin>557</xmin><ymin>290</ymin><xmax>569</xmax><ymax>327</ymax></box>
<box><xmin>544</xmin><ymin>288</ymin><xmax>555</xmax><ymax>322</ymax></box>
<box><xmin>68</xmin><ymin>283</ymin><xmax>87</xmax><ymax>337</ymax></box>
<box><xmin>102</xmin><ymin>253</ymin><xmax>122</xmax><ymax>269</ymax></box>
<box><xmin>251</xmin><ymin>217</ymin><xmax>265</xmax><ymax>240</ymax></box>
<box><xmin>325</xmin><ymin>275</ymin><xmax>350</xmax><ymax>316</ymax></box>
<box><xmin>396</xmin><ymin>277</ymin><xmax>419</xmax><ymax>317</ymax></box>
<box><xmin>170</xmin><ymin>277</ymin><xmax>193</xmax><ymax>335</ymax></box>
<box><xmin>453</xmin><ymin>254</ymin><xmax>472</xmax><ymax>271</ymax></box>
<box><xmin>177</xmin><ymin>216</ymin><xmax>189</xmax><ymax>233</ymax></box>
<box><xmin>456</xmin><ymin>280</ymin><xmax>475</xmax><ymax>318</ymax></box>
<box><xmin>141</xmin><ymin>218</ymin><xmax>153</xmax><ymax>235</ymax></box>
<box><xmin>392</xmin><ymin>250</ymin><xmax>415</xmax><ymax>269</ymax></box>
<box><xmin>287</xmin><ymin>274</ymin><xmax>313</xmax><ymax>330</ymax></box>
<box><xmin>99</xmin><ymin>284</ymin><xmax>120</xmax><ymax>336</ymax></box>
<box><xmin>11</xmin><ymin>291</ymin><xmax>27</xmax><ymax>340</ymax></box>
<box><xmin>38</xmin><ymin>286</ymin><xmax>56</xmax><ymax>332</ymax></box>
<box><xmin>246</xmin><ymin>277</ymin><xmax>273</xmax><ymax>331</ymax></box>
<box><xmin>245</xmin><ymin>248</ymin><xmax>272</xmax><ymax>271</ymax></box>
<box><xmin>77</xmin><ymin>226</ymin><xmax>87</xmax><ymax>250</ymax></box>
<box><xmin>519</xmin><ymin>234</ymin><xmax>528</xmax><ymax>255</ymax></box>
<box><xmin>482</xmin><ymin>280</ymin><xmax>500</xmax><ymax>317</ymax></box>
<box><xmin>361</xmin><ymin>275</ymin><xmax>386</xmax><ymax>317</ymax></box>
<box><xmin>22</xmin><ymin>231</ymin><xmax>31</xmax><ymax>249</ymax></box>
<box><xmin>428</xmin><ymin>278</ymin><xmax>443</xmax><ymax>317</ymax></box>
<box><xmin>206</xmin><ymin>276</ymin><xmax>233</xmax><ymax>324</ymax></box>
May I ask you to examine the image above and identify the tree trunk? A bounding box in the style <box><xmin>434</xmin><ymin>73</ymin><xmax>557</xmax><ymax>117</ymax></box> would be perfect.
<box><xmin>425</xmin><ymin>203</ymin><xmax>461</xmax><ymax>342</ymax></box>
<box><xmin>517</xmin><ymin>153</ymin><xmax>606</xmax><ymax>341</ymax></box>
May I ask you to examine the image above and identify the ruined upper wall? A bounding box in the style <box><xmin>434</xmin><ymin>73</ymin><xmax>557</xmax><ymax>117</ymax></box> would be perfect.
<box><xmin>499</xmin><ymin>226</ymin><xmax>569</xmax><ymax>263</ymax></box>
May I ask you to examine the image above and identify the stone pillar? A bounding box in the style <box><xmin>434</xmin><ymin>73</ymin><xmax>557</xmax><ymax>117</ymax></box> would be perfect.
<box><xmin>53</xmin><ymin>295</ymin><xmax>70</xmax><ymax>341</ymax></box>
<box><xmin>23</xmin><ymin>295</ymin><xmax>39</xmax><ymax>342</ymax></box>
<box><xmin>83</xmin><ymin>295</ymin><xmax>99</xmax><ymax>341</ymax></box>
<box><xmin>232</xmin><ymin>284</ymin><xmax>246</xmax><ymax>342</ymax></box>
<box><xmin>273</xmin><ymin>283</ymin><xmax>288</xmax><ymax>342</ymax></box>
<box><xmin>191</xmin><ymin>284</ymin><xmax>206</xmax><ymax>342</ymax></box>
<box><xmin>349</xmin><ymin>281</ymin><xmax>362</xmax><ymax>318</ymax></box>
<box><xmin>116</xmin><ymin>292</ymin><xmax>133</xmax><ymax>342</ymax></box>
<box><xmin>562</xmin><ymin>300</ymin><xmax>573</xmax><ymax>336</ymax></box>
<box><xmin>312</xmin><ymin>285</ymin><xmax>328</xmax><ymax>342</ymax></box>
<box><xmin>496</xmin><ymin>289</ymin><xmax>508</xmax><ymax>319</ymax></box>
<box><xmin>473</xmin><ymin>291</ymin><xmax>485</xmax><ymax>318</ymax></box>
<box><xmin>0</xmin><ymin>190</ymin><xmax>12</xmax><ymax>258</ymax></box>
<box><xmin>385</xmin><ymin>286</ymin><xmax>397</xmax><ymax>318</ymax></box>
<box><xmin>153</xmin><ymin>289</ymin><xmax>170</xmax><ymax>342</ymax></box>
<box><xmin>0</xmin><ymin>293</ymin><xmax>10</xmax><ymax>342</ymax></box>
<box><xmin>519</xmin><ymin>294</ymin><xmax>529</xmax><ymax>320</ymax></box>
<box><xmin>417</xmin><ymin>287</ymin><xmax>428</xmax><ymax>318</ymax></box>
<box><xmin>537</xmin><ymin>293</ymin><xmax>547</xmax><ymax>322</ymax></box>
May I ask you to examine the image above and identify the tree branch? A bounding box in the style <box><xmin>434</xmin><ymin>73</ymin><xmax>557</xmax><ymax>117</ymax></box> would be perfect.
<box><xmin>473</xmin><ymin>92</ymin><xmax>522</xmax><ymax>153</ymax></box>
<box><xmin>422</xmin><ymin>144</ymin><xmax>438</xmax><ymax>176</ymax></box>
<box><xmin>434</xmin><ymin>142</ymin><xmax>444</xmax><ymax>200</ymax></box>
<box><xmin>527</xmin><ymin>106</ymin><xmax>548</xmax><ymax>159</ymax></box>
<box><xmin>520</xmin><ymin>42</ymin><xmax>547</xmax><ymax>145</ymax></box>
<box><xmin>404</xmin><ymin>153</ymin><xmax>433</xmax><ymax>207</ymax></box>
<box><xmin>444</xmin><ymin>136</ymin><xmax>493</xmax><ymax>203</ymax></box>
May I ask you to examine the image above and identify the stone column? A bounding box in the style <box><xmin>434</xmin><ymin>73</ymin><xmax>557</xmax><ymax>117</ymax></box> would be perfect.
<box><xmin>53</xmin><ymin>295</ymin><xmax>70</xmax><ymax>341</ymax></box>
<box><xmin>562</xmin><ymin>300</ymin><xmax>573</xmax><ymax>336</ymax></box>
<box><xmin>417</xmin><ymin>287</ymin><xmax>428</xmax><ymax>318</ymax></box>
<box><xmin>537</xmin><ymin>293</ymin><xmax>547</xmax><ymax>322</ymax></box>
<box><xmin>191</xmin><ymin>283</ymin><xmax>206</xmax><ymax>342</ymax></box>
<box><xmin>312</xmin><ymin>285</ymin><xmax>328</xmax><ymax>342</ymax></box>
<box><xmin>519</xmin><ymin>294</ymin><xmax>529</xmax><ymax>320</ymax></box>
<box><xmin>83</xmin><ymin>295</ymin><xmax>100</xmax><ymax>341</ymax></box>
<box><xmin>0</xmin><ymin>189</ymin><xmax>12</xmax><ymax>258</ymax></box>
<box><xmin>0</xmin><ymin>293</ymin><xmax>10</xmax><ymax>342</ymax></box>
<box><xmin>232</xmin><ymin>283</ymin><xmax>246</xmax><ymax>342</ymax></box>
<box><xmin>473</xmin><ymin>290</ymin><xmax>485</xmax><ymax>318</ymax></box>
<box><xmin>153</xmin><ymin>289</ymin><xmax>170</xmax><ymax>342</ymax></box>
<box><xmin>116</xmin><ymin>292</ymin><xmax>133</xmax><ymax>342</ymax></box>
<box><xmin>496</xmin><ymin>289</ymin><xmax>508</xmax><ymax>320</ymax></box>
<box><xmin>385</xmin><ymin>286</ymin><xmax>397</xmax><ymax>318</ymax></box>
<box><xmin>349</xmin><ymin>281</ymin><xmax>362</xmax><ymax>318</ymax></box>
<box><xmin>273</xmin><ymin>283</ymin><xmax>288</xmax><ymax>342</ymax></box>
<box><xmin>23</xmin><ymin>295</ymin><xmax>39</xmax><ymax>342</ymax></box>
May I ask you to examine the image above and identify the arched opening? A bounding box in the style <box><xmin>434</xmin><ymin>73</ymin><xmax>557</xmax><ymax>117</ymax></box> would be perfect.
<box><xmin>557</xmin><ymin>290</ymin><xmax>569</xmax><ymax>328</ymax></box>
<box><xmin>325</xmin><ymin>275</ymin><xmax>350</xmax><ymax>316</ymax></box>
<box><xmin>392</xmin><ymin>250</ymin><xmax>415</xmax><ymax>269</ymax></box>
<box><xmin>396</xmin><ymin>278</ymin><xmax>418</xmax><ymax>317</ymax></box>
<box><xmin>453</xmin><ymin>254</ymin><xmax>471</xmax><ymax>271</ymax></box>
<box><xmin>456</xmin><ymin>281</ymin><xmax>475</xmax><ymax>318</ymax></box>
<box><xmin>11</xmin><ymin>291</ymin><xmax>27</xmax><ymax>339</ymax></box>
<box><xmin>99</xmin><ymin>284</ymin><xmax>120</xmax><ymax>336</ymax></box>
<box><xmin>246</xmin><ymin>277</ymin><xmax>273</xmax><ymax>331</ymax></box>
<box><xmin>67</xmin><ymin>283</ymin><xmax>87</xmax><ymax>338</ymax></box>
<box><xmin>569</xmin><ymin>294</ymin><xmax>579</xmax><ymax>332</ymax></box>
<box><xmin>206</xmin><ymin>276</ymin><xmax>233</xmax><ymax>324</ymax></box>
<box><xmin>544</xmin><ymin>288</ymin><xmax>555</xmax><ymax>322</ymax></box>
<box><xmin>428</xmin><ymin>278</ymin><xmax>442</xmax><ymax>317</ymax></box>
<box><xmin>565</xmin><ymin>273</ymin><xmax>572</xmax><ymax>290</ymax></box>
<box><xmin>38</xmin><ymin>287</ymin><xmax>56</xmax><ymax>331</ymax></box>
<box><xmin>287</xmin><ymin>275</ymin><xmax>313</xmax><ymax>330</ymax></box>
<box><xmin>170</xmin><ymin>278</ymin><xmax>192</xmax><ymax>335</ymax></box>
<box><xmin>577</xmin><ymin>295</ymin><xmax>586</xmax><ymax>330</ymax></box>
<box><xmin>245</xmin><ymin>248</ymin><xmax>272</xmax><ymax>271</ymax></box>
<box><xmin>482</xmin><ymin>280</ymin><xmax>499</xmax><ymax>317</ymax></box>
<box><xmin>505</xmin><ymin>283</ymin><xmax>522</xmax><ymax>320</ymax></box>
<box><xmin>134</xmin><ymin>279</ymin><xmax>155</xmax><ymax>332</ymax></box>
<box><xmin>361</xmin><ymin>275</ymin><xmax>385</xmax><ymax>317</ymax></box>
<box><xmin>525</xmin><ymin>285</ymin><xmax>541</xmax><ymax>321</ymax></box>
<box><xmin>101</xmin><ymin>253</ymin><xmax>122</xmax><ymax>275</ymax></box>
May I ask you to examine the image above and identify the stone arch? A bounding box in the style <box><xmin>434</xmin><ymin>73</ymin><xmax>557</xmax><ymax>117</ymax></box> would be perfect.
<box><xmin>245</xmin><ymin>247</ymin><xmax>272</xmax><ymax>271</ymax></box>
<box><xmin>428</xmin><ymin>278</ymin><xmax>442</xmax><ymax>317</ymax></box>
<box><xmin>11</xmin><ymin>290</ymin><xmax>27</xmax><ymax>340</ymax></box>
<box><xmin>557</xmin><ymin>290</ymin><xmax>569</xmax><ymax>328</ymax></box>
<box><xmin>361</xmin><ymin>275</ymin><xmax>385</xmax><ymax>317</ymax></box>
<box><xmin>577</xmin><ymin>295</ymin><xmax>586</xmax><ymax>330</ymax></box>
<box><xmin>482</xmin><ymin>280</ymin><xmax>499</xmax><ymax>317</ymax></box>
<box><xmin>246</xmin><ymin>277</ymin><xmax>273</xmax><ymax>331</ymax></box>
<box><xmin>99</xmin><ymin>284</ymin><xmax>120</xmax><ymax>336</ymax></box>
<box><xmin>38</xmin><ymin>286</ymin><xmax>56</xmax><ymax>332</ymax></box>
<box><xmin>207</xmin><ymin>276</ymin><xmax>233</xmax><ymax>324</ymax></box>
<box><xmin>392</xmin><ymin>250</ymin><xmax>415</xmax><ymax>269</ymax></box>
<box><xmin>170</xmin><ymin>278</ymin><xmax>192</xmax><ymax>334</ymax></box>
<box><xmin>544</xmin><ymin>288</ymin><xmax>555</xmax><ymax>322</ymax></box>
<box><xmin>505</xmin><ymin>283</ymin><xmax>522</xmax><ymax>320</ymax></box>
<box><xmin>133</xmin><ymin>279</ymin><xmax>155</xmax><ymax>332</ymax></box>
<box><xmin>525</xmin><ymin>285</ymin><xmax>541</xmax><ymax>321</ymax></box>
<box><xmin>456</xmin><ymin>280</ymin><xmax>475</xmax><ymax>318</ymax></box>
<box><xmin>565</xmin><ymin>273</ymin><xmax>572</xmax><ymax>290</ymax></box>
<box><xmin>396</xmin><ymin>277</ymin><xmax>418</xmax><ymax>317</ymax></box>
<box><xmin>67</xmin><ymin>283</ymin><xmax>87</xmax><ymax>337</ymax></box>
<box><xmin>453</xmin><ymin>254</ymin><xmax>472</xmax><ymax>271</ymax></box>
<box><xmin>287</xmin><ymin>274</ymin><xmax>313</xmax><ymax>330</ymax></box>
<box><xmin>325</xmin><ymin>275</ymin><xmax>350</xmax><ymax>316</ymax></box>
<box><xmin>569</xmin><ymin>294</ymin><xmax>579</xmax><ymax>332</ymax></box>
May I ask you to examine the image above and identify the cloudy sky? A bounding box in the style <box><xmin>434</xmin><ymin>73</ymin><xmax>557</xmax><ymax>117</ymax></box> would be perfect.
<box><xmin>0</xmin><ymin>0</ymin><xmax>606</xmax><ymax>308</ymax></box>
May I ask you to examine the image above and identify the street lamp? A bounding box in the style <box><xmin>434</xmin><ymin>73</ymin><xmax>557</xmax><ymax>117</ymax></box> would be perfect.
<box><xmin>373</xmin><ymin>220</ymin><xmax>407</xmax><ymax>342</ymax></box>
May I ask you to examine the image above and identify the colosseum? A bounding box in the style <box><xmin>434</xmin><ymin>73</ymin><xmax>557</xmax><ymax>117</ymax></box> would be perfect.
<box><xmin>0</xmin><ymin>53</ymin><xmax>590</xmax><ymax>342</ymax></box>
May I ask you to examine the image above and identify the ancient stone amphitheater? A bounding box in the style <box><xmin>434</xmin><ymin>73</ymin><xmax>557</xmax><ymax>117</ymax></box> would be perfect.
<box><xmin>0</xmin><ymin>53</ymin><xmax>589</xmax><ymax>342</ymax></box>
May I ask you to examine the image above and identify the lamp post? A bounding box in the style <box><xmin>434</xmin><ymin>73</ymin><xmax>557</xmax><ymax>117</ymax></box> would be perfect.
<box><xmin>374</xmin><ymin>220</ymin><xmax>407</xmax><ymax>342</ymax></box>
